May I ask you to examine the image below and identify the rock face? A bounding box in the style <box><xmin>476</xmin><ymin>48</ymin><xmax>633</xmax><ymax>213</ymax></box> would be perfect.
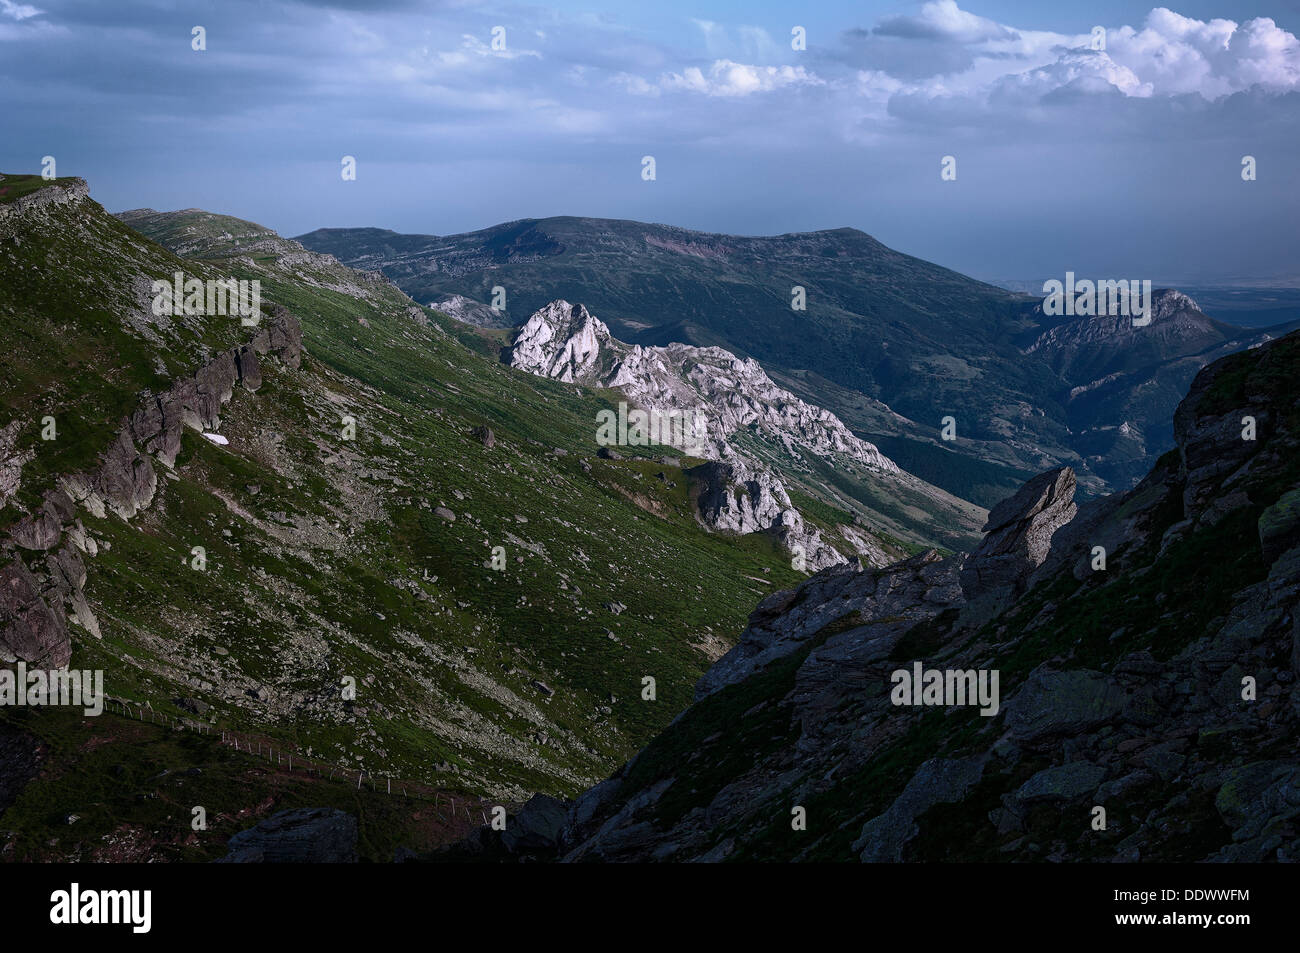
<box><xmin>0</xmin><ymin>309</ymin><xmax>304</xmax><ymax>668</ymax></box>
<box><xmin>0</xmin><ymin>177</ymin><xmax>90</xmax><ymax>223</ymax></box>
<box><xmin>960</xmin><ymin>466</ymin><xmax>1077</xmax><ymax>602</ymax></box>
<box><xmin>508</xmin><ymin>300</ymin><xmax>911</xmax><ymax>568</ymax></box>
<box><xmin>511</xmin><ymin>300</ymin><xmax>897</xmax><ymax>471</ymax></box>
<box><xmin>540</xmin><ymin>329</ymin><xmax>1300</xmax><ymax>863</ymax></box>
<box><xmin>218</xmin><ymin>808</ymin><xmax>358</xmax><ymax>863</ymax></box>
<box><xmin>0</xmin><ymin>421</ymin><xmax>31</xmax><ymax>510</ymax></box>
<box><xmin>430</xmin><ymin>293</ymin><xmax>514</xmax><ymax>329</ymax></box>
<box><xmin>0</xmin><ymin>556</ymin><xmax>70</xmax><ymax>667</ymax></box>
<box><xmin>690</xmin><ymin>458</ymin><xmax>845</xmax><ymax>572</ymax></box>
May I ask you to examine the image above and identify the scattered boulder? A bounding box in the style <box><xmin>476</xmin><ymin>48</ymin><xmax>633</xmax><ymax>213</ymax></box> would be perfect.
<box><xmin>218</xmin><ymin>807</ymin><xmax>358</xmax><ymax>863</ymax></box>
<box><xmin>1012</xmin><ymin>761</ymin><xmax>1106</xmax><ymax>805</ymax></box>
<box><xmin>961</xmin><ymin>467</ymin><xmax>1076</xmax><ymax>601</ymax></box>
<box><xmin>1005</xmin><ymin>667</ymin><xmax>1126</xmax><ymax>744</ymax></box>
<box><xmin>502</xmin><ymin>794</ymin><xmax>567</xmax><ymax>853</ymax></box>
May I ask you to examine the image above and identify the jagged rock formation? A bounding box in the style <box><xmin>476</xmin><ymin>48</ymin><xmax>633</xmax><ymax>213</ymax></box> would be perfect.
<box><xmin>689</xmin><ymin>459</ymin><xmax>848</xmax><ymax>573</ymax></box>
<box><xmin>508</xmin><ymin>299</ymin><xmax>954</xmax><ymax>569</ymax></box>
<box><xmin>960</xmin><ymin>466</ymin><xmax>1077</xmax><ymax>605</ymax></box>
<box><xmin>0</xmin><ymin>307</ymin><xmax>303</xmax><ymax>667</ymax></box>
<box><xmin>516</xmin><ymin>328</ymin><xmax>1300</xmax><ymax>863</ymax></box>
<box><xmin>511</xmin><ymin>300</ymin><xmax>896</xmax><ymax>471</ymax></box>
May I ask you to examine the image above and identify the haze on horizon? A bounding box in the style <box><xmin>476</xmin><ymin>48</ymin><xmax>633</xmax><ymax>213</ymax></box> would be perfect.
<box><xmin>2</xmin><ymin>0</ymin><xmax>1298</xmax><ymax>284</ymax></box>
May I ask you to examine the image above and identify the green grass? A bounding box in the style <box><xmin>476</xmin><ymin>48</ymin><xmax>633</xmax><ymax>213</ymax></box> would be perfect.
<box><xmin>0</xmin><ymin>194</ymin><xmax>824</xmax><ymax>856</ymax></box>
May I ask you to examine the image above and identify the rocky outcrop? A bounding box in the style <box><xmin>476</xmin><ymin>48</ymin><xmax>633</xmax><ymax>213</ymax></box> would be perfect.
<box><xmin>218</xmin><ymin>807</ymin><xmax>358</xmax><ymax>863</ymax></box>
<box><xmin>510</xmin><ymin>300</ymin><xmax>897</xmax><ymax>472</ymax></box>
<box><xmin>696</xmin><ymin>548</ymin><xmax>965</xmax><ymax>700</ymax></box>
<box><xmin>690</xmin><ymin>458</ymin><xmax>844</xmax><ymax>572</ymax></box>
<box><xmin>0</xmin><ymin>309</ymin><xmax>304</xmax><ymax>667</ymax></box>
<box><xmin>0</xmin><ymin>177</ymin><xmax>90</xmax><ymax>224</ymax></box>
<box><xmin>509</xmin><ymin>300</ymin><xmax>908</xmax><ymax>568</ymax></box>
<box><xmin>960</xmin><ymin>466</ymin><xmax>1076</xmax><ymax>603</ymax></box>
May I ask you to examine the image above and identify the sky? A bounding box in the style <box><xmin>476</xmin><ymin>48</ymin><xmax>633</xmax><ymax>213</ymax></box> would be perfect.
<box><xmin>1</xmin><ymin>0</ymin><xmax>1298</xmax><ymax>283</ymax></box>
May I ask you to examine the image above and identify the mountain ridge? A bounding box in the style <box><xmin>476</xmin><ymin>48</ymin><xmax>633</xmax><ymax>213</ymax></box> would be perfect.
<box><xmin>297</xmin><ymin>214</ymin><xmax>1282</xmax><ymax>509</ymax></box>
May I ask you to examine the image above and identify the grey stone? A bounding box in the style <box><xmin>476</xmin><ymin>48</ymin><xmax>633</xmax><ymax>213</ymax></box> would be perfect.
<box><xmin>1005</xmin><ymin>667</ymin><xmax>1127</xmax><ymax>743</ymax></box>
<box><xmin>218</xmin><ymin>807</ymin><xmax>358</xmax><ymax>863</ymax></box>
<box><xmin>1014</xmin><ymin>761</ymin><xmax>1106</xmax><ymax>804</ymax></box>
<box><xmin>853</xmin><ymin>756</ymin><xmax>986</xmax><ymax>862</ymax></box>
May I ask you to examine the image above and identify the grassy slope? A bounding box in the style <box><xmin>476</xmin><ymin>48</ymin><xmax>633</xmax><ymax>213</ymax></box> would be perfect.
<box><xmin>1</xmin><ymin>185</ymin><xmax>816</xmax><ymax>858</ymax></box>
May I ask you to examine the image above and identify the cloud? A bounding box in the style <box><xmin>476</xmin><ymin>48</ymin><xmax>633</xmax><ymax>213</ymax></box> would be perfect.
<box><xmin>1105</xmin><ymin>9</ymin><xmax>1300</xmax><ymax>98</ymax></box>
<box><xmin>875</xmin><ymin>0</ymin><xmax>1017</xmax><ymax>44</ymax></box>
<box><xmin>658</xmin><ymin>60</ymin><xmax>823</xmax><ymax>97</ymax></box>
<box><xmin>830</xmin><ymin>2</ymin><xmax>1300</xmax><ymax>129</ymax></box>
<box><xmin>0</xmin><ymin>0</ymin><xmax>41</xmax><ymax>21</ymax></box>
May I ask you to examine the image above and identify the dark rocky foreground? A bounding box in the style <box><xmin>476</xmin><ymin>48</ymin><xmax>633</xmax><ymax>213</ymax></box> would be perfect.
<box><xmin>448</xmin><ymin>328</ymin><xmax>1300</xmax><ymax>862</ymax></box>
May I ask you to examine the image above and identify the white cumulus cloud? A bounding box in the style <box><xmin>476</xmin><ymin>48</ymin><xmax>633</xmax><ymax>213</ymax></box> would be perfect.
<box><xmin>659</xmin><ymin>59</ymin><xmax>823</xmax><ymax>97</ymax></box>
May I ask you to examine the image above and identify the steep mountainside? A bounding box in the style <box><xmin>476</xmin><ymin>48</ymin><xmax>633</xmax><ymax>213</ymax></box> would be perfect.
<box><xmin>298</xmin><ymin>218</ymin><xmax>1281</xmax><ymax>508</ymax></box>
<box><xmin>0</xmin><ymin>177</ymin><xmax>873</xmax><ymax>858</ymax></box>
<box><xmin>465</xmin><ymin>328</ymin><xmax>1300</xmax><ymax>863</ymax></box>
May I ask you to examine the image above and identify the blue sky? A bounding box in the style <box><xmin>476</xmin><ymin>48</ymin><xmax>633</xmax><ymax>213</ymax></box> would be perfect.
<box><xmin>2</xmin><ymin>0</ymin><xmax>1298</xmax><ymax>283</ymax></box>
